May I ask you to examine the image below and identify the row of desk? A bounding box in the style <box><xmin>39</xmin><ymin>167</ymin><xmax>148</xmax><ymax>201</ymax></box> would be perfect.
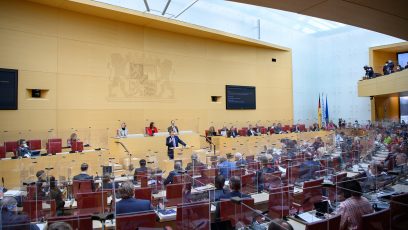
<box><xmin>0</xmin><ymin>131</ymin><xmax>334</xmax><ymax>188</ymax></box>
<box><xmin>25</xmin><ymin>169</ymin><xmax>407</xmax><ymax>230</ymax></box>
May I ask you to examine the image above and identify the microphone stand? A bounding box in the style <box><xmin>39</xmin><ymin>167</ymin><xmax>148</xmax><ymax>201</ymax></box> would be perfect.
<box><xmin>116</xmin><ymin>141</ymin><xmax>132</xmax><ymax>177</ymax></box>
<box><xmin>200</xmin><ymin>135</ymin><xmax>216</xmax><ymax>156</ymax></box>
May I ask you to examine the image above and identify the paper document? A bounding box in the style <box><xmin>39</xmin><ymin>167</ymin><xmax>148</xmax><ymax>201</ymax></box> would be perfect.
<box><xmin>297</xmin><ymin>212</ymin><xmax>321</xmax><ymax>223</ymax></box>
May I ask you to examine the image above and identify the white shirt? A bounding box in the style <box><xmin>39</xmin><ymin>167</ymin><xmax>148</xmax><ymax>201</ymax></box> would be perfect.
<box><xmin>118</xmin><ymin>128</ymin><xmax>128</xmax><ymax>137</ymax></box>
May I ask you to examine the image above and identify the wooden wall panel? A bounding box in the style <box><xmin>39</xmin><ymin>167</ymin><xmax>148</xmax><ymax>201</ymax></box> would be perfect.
<box><xmin>0</xmin><ymin>0</ymin><xmax>293</xmax><ymax>144</ymax></box>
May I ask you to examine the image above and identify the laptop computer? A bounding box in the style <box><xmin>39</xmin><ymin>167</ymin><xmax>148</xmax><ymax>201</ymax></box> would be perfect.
<box><xmin>30</xmin><ymin>150</ymin><xmax>41</xmax><ymax>156</ymax></box>
<box><xmin>314</xmin><ymin>200</ymin><xmax>333</xmax><ymax>216</ymax></box>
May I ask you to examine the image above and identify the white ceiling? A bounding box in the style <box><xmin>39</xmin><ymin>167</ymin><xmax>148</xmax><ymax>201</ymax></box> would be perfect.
<box><xmin>93</xmin><ymin>0</ymin><xmax>353</xmax><ymax>37</ymax></box>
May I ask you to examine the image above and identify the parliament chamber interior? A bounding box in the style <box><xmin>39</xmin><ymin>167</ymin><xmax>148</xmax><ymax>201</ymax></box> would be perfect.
<box><xmin>0</xmin><ymin>0</ymin><xmax>408</xmax><ymax>230</ymax></box>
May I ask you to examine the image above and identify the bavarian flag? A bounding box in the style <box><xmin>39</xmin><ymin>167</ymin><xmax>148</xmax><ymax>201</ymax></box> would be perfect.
<box><xmin>318</xmin><ymin>94</ymin><xmax>322</xmax><ymax>129</ymax></box>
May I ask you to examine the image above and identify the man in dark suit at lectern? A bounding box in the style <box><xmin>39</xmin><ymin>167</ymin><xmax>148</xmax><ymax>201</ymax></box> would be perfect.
<box><xmin>166</xmin><ymin>131</ymin><xmax>187</xmax><ymax>159</ymax></box>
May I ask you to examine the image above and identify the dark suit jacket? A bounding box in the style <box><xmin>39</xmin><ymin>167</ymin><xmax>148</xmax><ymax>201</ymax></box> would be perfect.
<box><xmin>167</xmin><ymin>126</ymin><xmax>179</xmax><ymax>133</ymax></box>
<box><xmin>73</xmin><ymin>173</ymin><xmax>93</xmax><ymax>181</ymax></box>
<box><xmin>134</xmin><ymin>166</ymin><xmax>149</xmax><ymax>174</ymax></box>
<box><xmin>185</xmin><ymin>161</ymin><xmax>205</xmax><ymax>171</ymax></box>
<box><xmin>1</xmin><ymin>210</ymin><xmax>39</xmax><ymax>230</ymax></box>
<box><xmin>256</xmin><ymin>167</ymin><xmax>276</xmax><ymax>192</ymax></box>
<box><xmin>166</xmin><ymin>136</ymin><xmax>186</xmax><ymax>149</ymax></box>
<box><xmin>228</xmin><ymin>130</ymin><xmax>238</xmax><ymax>138</ymax></box>
<box><xmin>247</xmin><ymin>129</ymin><xmax>257</xmax><ymax>136</ymax></box>
<box><xmin>116</xmin><ymin>198</ymin><xmax>152</xmax><ymax>215</ymax></box>
<box><xmin>164</xmin><ymin>170</ymin><xmax>179</xmax><ymax>185</ymax></box>
<box><xmin>73</xmin><ymin>173</ymin><xmax>94</xmax><ymax>190</ymax></box>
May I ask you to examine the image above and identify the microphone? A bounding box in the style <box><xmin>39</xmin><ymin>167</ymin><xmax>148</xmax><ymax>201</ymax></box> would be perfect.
<box><xmin>2</xmin><ymin>177</ymin><xmax>4</xmax><ymax>187</ymax></box>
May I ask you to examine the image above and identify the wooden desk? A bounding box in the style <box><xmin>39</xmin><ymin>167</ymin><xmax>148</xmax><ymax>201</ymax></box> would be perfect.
<box><xmin>287</xmin><ymin>218</ymin><xmax>306</xmax><ymax>230</ymax></box>
<box><xmin>212</xmin><ymin>131</ymin><xmax>333</xmax><ymax>155</ymax></box>
<box><xmin>0</xmin><ymin>149</ymin><xmax>116</xmax><ymax>188</ymax></box>
<box><xmin>108</xmin><ymin>133</ymin><xmax>200</xmax><ymax>171</ymax></box>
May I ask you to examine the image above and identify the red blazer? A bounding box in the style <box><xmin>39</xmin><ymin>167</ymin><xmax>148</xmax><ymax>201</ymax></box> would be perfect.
<box><xmin>146</xmin><ymin>127</ymin><xmax>158</xmax><ymax>136</ymax></box>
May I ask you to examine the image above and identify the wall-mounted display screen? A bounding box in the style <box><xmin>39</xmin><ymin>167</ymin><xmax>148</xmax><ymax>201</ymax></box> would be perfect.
<box><xmin>0</xmin><ymin>68</ymin><xmax>18</xmax><ymax>110</ymax></box>
<box><xmin>226</xmin><ymin>85</ymin><xmax>256</xmax><ymax>110</ymax></box>
<box><xmin>400</xmin><ymin>96</ymin><xmax>408</xmax><ymax>123</ymax></box>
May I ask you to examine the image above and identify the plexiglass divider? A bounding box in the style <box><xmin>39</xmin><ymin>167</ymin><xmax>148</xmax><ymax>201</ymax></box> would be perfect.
<box><xmin>1</xmin><ymin>121</ymin><xmax>407</xmax><ymax>230</ymax></box>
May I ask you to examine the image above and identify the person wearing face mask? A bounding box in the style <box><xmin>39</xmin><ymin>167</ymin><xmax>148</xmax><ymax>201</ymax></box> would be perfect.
<box><xmin>117</xmin><ymin>122</ymin><xmax>128</xmax><ymax>138</ymax></box>
<box><xmin>1</xmin><ymin>196</ymin><xmax>40</xmax><ymax>230</ymax></box>
<box><xmin>16</xmin><ymin>139</ymin><xmax>31</xmax><ymax>158</ymax></box>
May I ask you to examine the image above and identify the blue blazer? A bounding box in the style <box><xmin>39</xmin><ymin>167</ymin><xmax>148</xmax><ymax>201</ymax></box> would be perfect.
<box><xmin>116</xmin><ymin>198</ymin><xmax>152</xmax><ymax>215</ymax></box>
<box><xmin>218</xmin><ymin>161</ymin><xmax>236</xmax><ymax>179</ymax></box>
<box><xmin>166</xmin><ymin>136</ymin><xmax>186</xmax><ymax>149</ymax></box>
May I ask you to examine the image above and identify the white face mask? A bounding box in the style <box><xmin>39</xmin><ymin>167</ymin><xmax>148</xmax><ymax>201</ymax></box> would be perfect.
<box><xmin>23</xmin><ymin>144</ymin><xmax>28</xmax><ymax>148</ymax></box>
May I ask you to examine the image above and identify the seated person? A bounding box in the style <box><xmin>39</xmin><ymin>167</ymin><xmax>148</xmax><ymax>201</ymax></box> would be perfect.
<box><xmin>256</xmin><ymin>156</ymin><xmax>275</xmax><ymax>192</ymax></box>
<box><xmin>219</xmin><ymin>176</ymin><xmax>250</xmax><ymax>199</ymax></box>
<box><xmin>268</xmin><ymin>219</ymin><xmax>294</xmax><ymax>230</ymax></box>
<box><xmin>116</xmin><ymin>181</ymin><xmax>152</xmax><ymax>215</ymax></box>
<box><xmin>364</xmin><ymin>163</ymin><xmax>395</xmax><ymax>190</ymax></box>
<box><xmin>395</xmin><ymin>151</ymin><xmax>407</xmax><ymax>166</ymax></box>
<box><xmin>164</xmin><ymin>162</ymin><xmax>182</xmax><ymax>185</ymax></box>
<box><xmin>311</xmin><ymin>136</ymin><xmax>324</xmax><ymax>151</ymax></box>
<box><xmin>214</xmin><ymin>176</ymin><xmax>251</xmax><ymax>221</ymax></box>
<box><xmin>383</xmin><ymin>132</ymin><xmax>392</xmax><ymax>145</ymax></box>
<box><xmin>209</xmin><ymin>175</ymin><xmax>229</xmax><ymax>202</ymax></box>
<box><xmin>49</xmin><ymin>176</ymin><xmax>65</xmax><ymax>216</ymax></box>
<box><xmin>117</xmin><ymin>122</ymin><xmax>128</xmax><ymax>138</ymax></box>
<box><xmin>291</xmin><ymin>124</ymin><xmax>300</xmax><ymax>133</ymax></box>
<box><xmin>134</xmin><ymin>159</ymin><xmax>149</xmax><ymax>175</ymax></box>
<box><xmin>67</xmin><ymin>133</ymin><xmax>79</xmax><ymax>147</ymax></box>
<box><xmin>207</xmin><ymin>126</ymin><xmax>217</xmax><ymax>136</ymax></box>
<box><xmin>335</xmin><ymin>131</ymin><xmax>345</xmax><ymax>145</ymax></box>
<box><xmin>167</xmin><ymin>120</ymin><xmax>179</xmax><ymax>134</ymax></box>
<box><xmin>146</xmin><ymin>122</ymin><xmax>158</xmax><ymax>136</ymax></box>
<box><xmin>35</xmin><ymin>170</ymin><xmax>47</xmax><ymax>199</ymax></box>
<box><xmin>274</xmin><ymin>123</ymin><xmax>283</xmax><ymax>134</ymax></box>
<box><xmin>1</xmin><ymin>196</ymin><xmax>40</xmax><ymax>230</ymax></box>
<box><xmin>73</xmin><ymin>163</ymin><xmax>93</xmax><ymax>180</ymax></box>
<box><xmin>247</xmin><ymin>124</ymin><xmax>258</xmax><ymax>136</ymax></box>
<box><xmin>330</xmin><ymin>178</ymin><xmax>373</xmax><ymax>230</ymax></box>
<box><xmin>185</xmin><ymin>153</ymin><xmax>205</xmax><ymax>171</ymax></box>
<box><xmin>299</xmin><ymin>152</ymin><xmax>321</xmax><ymax>182</ymax></box>
<box><xmin>228</xmin><ymin>126</ymin><xmax>238</xmax><ymax>138</ymax></box>
<box><xmin>134</xmin><ymin>159</ymin><xmax>151</xmax><ymax>180</ymax></box>
<box><xmin>16</xmin><ymin>139</ymin><xmax>31</xmax><ymax>158</ymax></box>
<box><xmin>217</xmin><ymin>157</ymin><xmax>236</xmax><ymax>179</ymax></box>
<box><xmin>100</xmin><ymin>174</ymin><xmax>119</xmax><ymax>190</ymax></box>
<box><xmin>220</xmin><ymin>126</ymin><xmax>229</xmax><ymax>137</ymax></box>
<box><xmin>235</xmin><ymin>152</ymin><xmax>247</xmax><ymax>167</ymax></box>
<box><xmin>285</xmin><ymin>139</ymin><xmax>297</xmax><ymax>159</ymax></box>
